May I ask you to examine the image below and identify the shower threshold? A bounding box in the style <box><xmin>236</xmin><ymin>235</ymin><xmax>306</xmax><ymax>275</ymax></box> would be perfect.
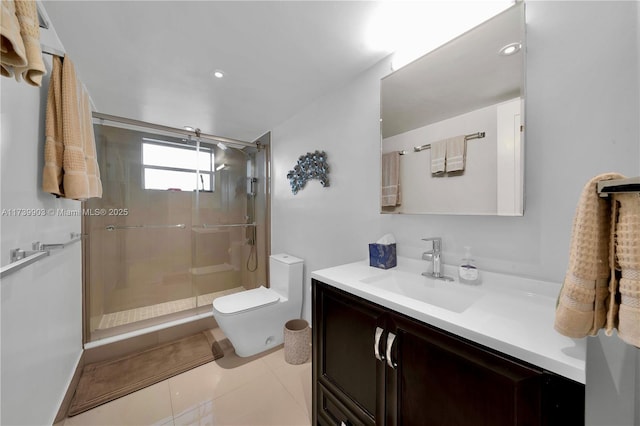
<box><xmin>91</xmin><ymin>287</ymin><xmax>244</xmax><ymax>342</ymax></box>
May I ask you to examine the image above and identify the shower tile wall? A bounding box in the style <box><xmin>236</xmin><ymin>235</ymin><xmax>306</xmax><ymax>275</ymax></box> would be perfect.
<box><xmin>85</xmin><ymin>125</ymin><xmax>264</xmax><ymax>337</ymax></box>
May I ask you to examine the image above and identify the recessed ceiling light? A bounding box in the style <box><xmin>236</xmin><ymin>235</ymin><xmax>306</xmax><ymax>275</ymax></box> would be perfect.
<box><xmin>184</xmin><ymin>126</ymin><xmax>195</xmax><ymax>132</ymax></box>
<box><xmin>213</xmin><ymin>70</ymin><xmax>225</xmax><ymax>79</ymax></box>
<box><xmin>499</xmin><ymin>42</ymin><xmax>521</xmax><ymax>56</ymax></box>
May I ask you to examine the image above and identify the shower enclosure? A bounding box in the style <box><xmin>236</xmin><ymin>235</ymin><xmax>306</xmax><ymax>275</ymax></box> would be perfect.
<box><xmin>83</xmin><ymin>116</ymin><xmax>270</xmax><ymax>343</ymax></box>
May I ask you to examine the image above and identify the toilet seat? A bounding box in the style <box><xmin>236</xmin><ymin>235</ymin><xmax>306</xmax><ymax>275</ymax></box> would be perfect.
<box><xmin>213</xmin><ymin>286</ymin><xmax>279</xmax><ymax>315</ymax></box>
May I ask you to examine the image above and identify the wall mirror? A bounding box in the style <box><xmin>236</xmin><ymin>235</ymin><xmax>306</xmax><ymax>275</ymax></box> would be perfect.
<box><xmin>380</xmin><ymin>3</ymin><xmax>525</xmax><ymax>216</ymax></box>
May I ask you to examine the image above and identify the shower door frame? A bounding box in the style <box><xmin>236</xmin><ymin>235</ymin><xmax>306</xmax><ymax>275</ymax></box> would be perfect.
<box><xmin>81</xmin><ymin>113</ymin><xmax>268</xmax><ymax>346</ymax></box>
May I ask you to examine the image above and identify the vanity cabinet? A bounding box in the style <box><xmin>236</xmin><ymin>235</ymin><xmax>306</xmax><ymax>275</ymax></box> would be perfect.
<box><xmin>312</xmin><ymin>279</ymin><xmax>585</xmax><ymax>426</ymax></box>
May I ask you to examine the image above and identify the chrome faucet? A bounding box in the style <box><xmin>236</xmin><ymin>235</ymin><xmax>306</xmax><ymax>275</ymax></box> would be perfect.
<box><xmin>421</xmin><ymin>237</ymin><xmax>453</xmax><ymax>281</ymax></box>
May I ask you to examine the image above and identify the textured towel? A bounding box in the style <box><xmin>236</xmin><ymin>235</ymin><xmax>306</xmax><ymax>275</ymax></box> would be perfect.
<box><xmin>430</xmin><ymin>140</ymin><xmax>446</xmax><ymax>175</ymax></box>
<box><xmin>1</xmin><ymin>0</ymin><xmax>27</xmax><ymax>77</ymax></box>
<box><xmin>612</xmin><ymin>192</ymin><xmax>640</xmax><ymax>347</ymax></box>
<box><xmin>42</xmin><ymin>55</ymin><xmax>64</xmax><ymax>195</ymax></box>
<box><xmin>12</xmin><ymin>0</ymin><xmax>45</xmax><ymax>85</ymax></box>
<box><xmin>555</xmin><ymin>173</ymin><xmax>623</xmax><ymax>338</ymax></box>
<box><xmin>554</xmin><ymin>173</ymin><xmax>640</xmax><ymax>348</ymax></box>
<box><xmin>42</xmin><ymin>55</ymin><xmax>102</xmax><ymax>200</ymax></box>
<box><xmin>445</xmin><ymin>135</ymin><xmax>466</xmax><ymax>172</ymax></box>
<box><xmin>381</xmin><ymin>151</ymin><xmax>401</xmax><ymax>207</ymax></box>
<box><xmin>0</xmin><ymin>0</ymin><xmax>45</xmax><ymax>85</ymax></box>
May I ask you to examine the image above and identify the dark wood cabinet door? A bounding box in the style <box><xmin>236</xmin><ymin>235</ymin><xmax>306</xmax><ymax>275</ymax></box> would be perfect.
<box><xmin>313</xmin><ymin>280</ymin><xmax>386</xmax><ymax>425</ymax></box>
<box><xmin>387</xmin><ymin>315</ymin><xmax>543</xmax><ymax>426</ymax></box>
<box><xmin>313</xmin><ymin>279</ymin><xmax>585</xmax><ymax>426</ymax></box>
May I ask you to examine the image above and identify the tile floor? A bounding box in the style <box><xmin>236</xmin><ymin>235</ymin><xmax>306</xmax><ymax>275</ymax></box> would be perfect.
<box><xmin>97</xmin><ymin>287</ymin><xmax>244</xmax><ymax>330</ymax></box>
<box><xmin>60</xmin><ymin>329</ymin><xmax>312</xmax><ymax>426</ymax></box>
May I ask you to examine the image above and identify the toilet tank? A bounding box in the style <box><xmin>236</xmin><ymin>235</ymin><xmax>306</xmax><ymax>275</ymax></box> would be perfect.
<box><xmin>269</xmin><ymin>253</ymin><xmax>304</xmax><ymax>300</ymax></box>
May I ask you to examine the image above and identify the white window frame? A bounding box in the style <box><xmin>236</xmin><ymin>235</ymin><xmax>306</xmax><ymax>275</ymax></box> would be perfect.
<box><xmin>141</xmin><ymin>140</ymin><xmax>214</xmax><ymax>192</ymax></box>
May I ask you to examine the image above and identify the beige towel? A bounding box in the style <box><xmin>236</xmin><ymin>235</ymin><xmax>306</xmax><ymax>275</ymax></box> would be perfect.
<box><xmin>555</xmin><ymin>175</ymin><xmax>640</xmax><ymax>348</ymax></box>
<box><xmin>612</xmin><ymin>192</ymin><xmax>640</xmax><ymax>347</ymax></box>
<box><xmin>42</xmin><ymin>55</ymin><xmax>64</xmax><ymax>195</ymax></box>
<box><xmin>381</xmin><ymin>151</ymin><xmax>401</xmax><ymax>207</ymax></box>
<box><xmin>1</xmin><ymin>0</ymin><xmax>27</xmax><ymax>77</ymax></box>
<box><xmin>430</xmin><ymin>140</ymin><xmax>446</xmax><ymax>175</ymax></box>
<box><xmin>445</xmin><ymin>135</ymin><xmax>466</xmax><ymax>172</ymax></box>
<box><xmin>1</xmin><ymin>0</ymin><xmax>45</xmax><ymax>85</ymax></box>
<box><xmin>42</xmin><ymin>55</ymin><xmax>102</xmax><ymax>200</ymax></box>
<box><xmin>13</xmin><ymin>0</ymin><xmax>45</xmax><ymax>86</ymax></box>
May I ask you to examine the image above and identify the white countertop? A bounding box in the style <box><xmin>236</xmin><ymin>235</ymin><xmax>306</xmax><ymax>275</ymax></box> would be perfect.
<box><xmin>311</xmin><ymin>256</ymin><xmax>586</xmax><ymax>384</ymax></box>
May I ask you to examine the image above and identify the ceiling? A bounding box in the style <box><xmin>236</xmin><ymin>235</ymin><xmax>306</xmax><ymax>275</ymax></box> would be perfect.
<box><xmin>42</xmin><ymin>1</ymin><xmax>391</xmax><ymax>143</ymax></box>
<box><xmin>381</xmin><ymin>3</ymin><xmax>524</xmax><ymax>138</ymax></box>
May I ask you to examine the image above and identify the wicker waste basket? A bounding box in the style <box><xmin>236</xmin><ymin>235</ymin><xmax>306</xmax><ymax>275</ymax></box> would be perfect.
<box><xmin>284</xmin><ymin>319</ymin><xmax>311</xmax><ymax>365</ymax></box>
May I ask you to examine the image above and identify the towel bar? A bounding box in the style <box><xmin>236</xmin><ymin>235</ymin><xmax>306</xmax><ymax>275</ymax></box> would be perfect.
<box><xmin>398</xmin><ymin>132</ymin><xmax>485</xmax><ymax>155</ymax></box>
<box><xmin>105</xmin><ymin>224</ymin><xmax>186</xmax><ymax>231</ymax></box>
<box><xmin>1</xmin><ymin>233</ymin><xmax>82</xmax><ymax>279</ymax></box>
<box><xmin>202</xmin><ymin>223</ymin><xmax>256</xmax><ymax>229</ymax></box>
<box><xmin>597</xmin><ymin>177</ymin><xmax>640</xmax><ymax>197</ymax></box>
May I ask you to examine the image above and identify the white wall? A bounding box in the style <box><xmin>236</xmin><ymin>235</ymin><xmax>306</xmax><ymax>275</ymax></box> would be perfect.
<box><xmin>271</xmin><ymin>58</ymin><xmax>388</xmax><ymax>321</ymax></box>
<box><xmin>382</xmin><ymin>102</ymin><xmax>500</xmax><ymax>215</ymax></box>
<box><xmin>0</xmin><ymin>53</ymin><xmax>83</xmax><ymax>426</ymax></box>
<box><xmin>272</xmin><ymin>1</ymin><xmax>638</xmax><ymax>424</ymax></box>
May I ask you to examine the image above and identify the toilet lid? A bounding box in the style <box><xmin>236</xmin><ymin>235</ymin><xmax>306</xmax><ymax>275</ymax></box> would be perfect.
<box><xmin>213</xmin><ymin>286</ymin><xmax>280</xmax><ymax>315</ymax></box>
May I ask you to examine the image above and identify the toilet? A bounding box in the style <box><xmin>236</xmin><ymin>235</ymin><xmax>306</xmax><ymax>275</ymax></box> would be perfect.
<box><xmin>212</xmin><ymin>253</ymin><xmax>304</xmax><ymax>357</ymax></box>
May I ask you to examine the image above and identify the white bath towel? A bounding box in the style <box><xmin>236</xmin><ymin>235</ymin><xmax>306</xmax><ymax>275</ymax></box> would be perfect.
<box><xmin>430</xmin><ymin>140</ymin><xmax>446</xmax><ymax>175</ymax></box>
<box><xmin>446</xmin><ymin>135</ymin><xmax>466</xmax><ymax>172</ymax></box>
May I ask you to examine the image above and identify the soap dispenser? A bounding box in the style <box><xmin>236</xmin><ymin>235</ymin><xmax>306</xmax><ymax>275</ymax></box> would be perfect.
<box><xmin>458</xmin><ymin>246</ymin><xmax>480</xmax><ymax>285</ymax></box>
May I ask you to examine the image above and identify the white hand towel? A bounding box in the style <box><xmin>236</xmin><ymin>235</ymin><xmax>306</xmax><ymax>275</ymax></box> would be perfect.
<box><xmin>446</xmin><ymin>135</ymin><xmax>467</xmax><ymax>172</ymax></box>
<box><xmin>430</xmin><ymin>140</ymin><xmax>446</xmax><ymax>175</ymax></box>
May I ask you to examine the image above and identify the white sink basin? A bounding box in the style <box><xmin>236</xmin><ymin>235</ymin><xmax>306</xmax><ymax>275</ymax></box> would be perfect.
<box><xmin>360</xmin><ymin>270</ymin><xmax>484</xmax><ymax>313</ymax></box>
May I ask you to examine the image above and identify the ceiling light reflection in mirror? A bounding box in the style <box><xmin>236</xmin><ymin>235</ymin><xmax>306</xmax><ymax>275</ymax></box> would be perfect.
<box><xmin>366</xmin><ymin>0</ymin><xmax>515</xmax><ymax>70</ymax></box>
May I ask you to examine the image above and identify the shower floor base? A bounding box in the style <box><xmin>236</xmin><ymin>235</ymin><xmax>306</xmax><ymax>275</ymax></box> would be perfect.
<box><xmin>96</xmin><ymin>287</ymin><xmax>244</xmax><ymax>330</ymax></box>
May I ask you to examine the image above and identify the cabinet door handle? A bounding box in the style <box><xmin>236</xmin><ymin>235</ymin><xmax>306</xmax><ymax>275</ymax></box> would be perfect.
<box><xmin>386</xmin><ymin>332</ymin><xmax>397</xmax><ymax>369</ymax></box>
<box><xmin>374</xmin><ymin>326</ymin><xmax>385</xmax><ymax>361</ymax></box>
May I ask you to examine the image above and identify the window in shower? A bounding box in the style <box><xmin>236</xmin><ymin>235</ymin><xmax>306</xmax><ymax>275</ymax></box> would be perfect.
<box><xmin>142</xmin><ymin>139</ymin><xmax>214</xmax><ymax>191</ymax></box>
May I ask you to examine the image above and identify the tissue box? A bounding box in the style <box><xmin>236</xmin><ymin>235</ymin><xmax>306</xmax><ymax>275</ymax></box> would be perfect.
<box><xmin>368</xmin><ymin>243</ymin><xmax>397</xmax><ymax>269</ymax></box>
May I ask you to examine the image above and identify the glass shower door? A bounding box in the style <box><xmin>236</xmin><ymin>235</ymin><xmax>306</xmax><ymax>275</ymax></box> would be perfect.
<box><xmin>191</xmin><ymin>143</ymin><xmax>265</xmax><ymax>308</ymax></box>
<box><xmin>84</xmin><ymin>120</ymin><xmax>268</xmax><ymax>343</ymax></box>
<box><xmin>84</xmin><ymin>124</ymin><xmax>200</xmax><ymax>340</ymax></box>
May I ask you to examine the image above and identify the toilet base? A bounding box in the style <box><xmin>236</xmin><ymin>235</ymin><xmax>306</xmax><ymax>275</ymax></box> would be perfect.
<box><xmin>214</xmin><ymin>301</ymin><xmax>301</xmax><ymax>358</ymax></box>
